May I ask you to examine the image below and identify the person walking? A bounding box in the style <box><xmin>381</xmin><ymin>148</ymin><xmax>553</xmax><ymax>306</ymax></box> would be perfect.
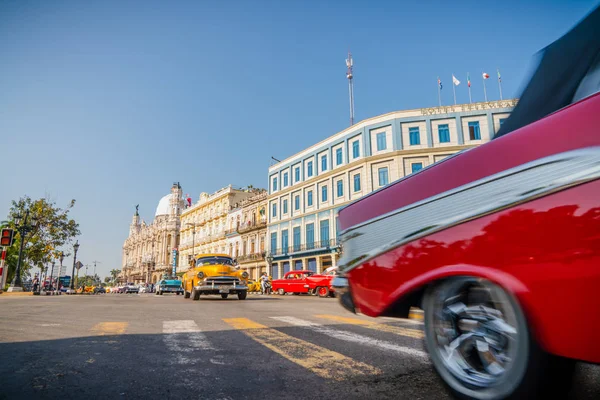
<box><xmin>260</xmin><ymin>272</ymin><xmax>270</xmax><ymax>295</ymax></box>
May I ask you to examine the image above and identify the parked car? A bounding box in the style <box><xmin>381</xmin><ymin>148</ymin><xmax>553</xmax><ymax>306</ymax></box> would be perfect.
<box><xmin>139</xmin><ymin>286</ymin><xmax>148</xmax><ymax>293</ymax></box>
<box><xmin>93</xmin><ymin>286</ymin><xmax>106</xmax><ymax>294</ymax></box>
<box><xmin>334</xmin><ymin>11</ymin><xmax>600</xmax><ymax>398</ymax></box>
<box><xmin>182</xmin><ymin>254</ymin><xmax>248</xmax><ymax>300</ymax></box>
<box><xmin>305</xmin><ymin>266</ymin><xmax>338</xmax><ymax>297</ymax></box>
<box><xmin>156</xmin><ymin>276</ymin><xmax>184</xmax><ymax>295</ymax></box>
<box><xmin>271</xmin><ymin>270</ymin><xmax>314</xmax><ymax>295</ymax></box>
<box><xmin>123</xmin><ymin>282</ymin><xmax>139</xmax><ymax>294</ymax></box>
<box><xmin>246</xmin><ymin>279</ymin><xmax>261</xmax><ymax>292</ymax></box>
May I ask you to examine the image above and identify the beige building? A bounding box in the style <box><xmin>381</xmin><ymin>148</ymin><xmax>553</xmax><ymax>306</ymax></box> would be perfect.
<box><xmin>227</xmin><ymin>189</ymin><xmax>268</xmax><ymax>279</ymax></box>
<box><xmin>178</xmin><ymin>185</ymin><xmax>255</xmax><ymax>270</ymax></box>
<box><xmin>266</xmin><ymin>100</ymin><xmax>517</xmax><ymax>278</ymax></box>
<box><xmin>121</xmin><ymin>183</ymin><xmax>184</xmax><ymax>284</ymax></box>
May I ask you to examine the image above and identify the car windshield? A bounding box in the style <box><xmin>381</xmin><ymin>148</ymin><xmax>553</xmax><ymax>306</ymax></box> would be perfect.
<box><xmin>196</xmin><ymin>256</ymin><xmax>234</xmax><ymax>266</ymax></box>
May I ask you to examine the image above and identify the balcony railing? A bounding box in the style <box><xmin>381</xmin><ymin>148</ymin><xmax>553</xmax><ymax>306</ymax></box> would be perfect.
<box><xmin>271</xmin><ymin>239</ymin><xmax>339</xmax><ymax>256</ymax></box>
<box><xmin>236</xmin><ymin>252</ymin><xmax>266</xmax><ymax>263</ymax></box>
<box><xmin>238</xmin><ymin>220</ymin><xmax>267</xmax><ymax>234</ymax></box>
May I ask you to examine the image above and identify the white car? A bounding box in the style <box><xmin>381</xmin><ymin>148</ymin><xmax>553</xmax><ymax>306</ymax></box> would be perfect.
<box><xmin>139</xmin><ymin>286</ymin><xmax>149</xmax><ymax>293</ymax></box>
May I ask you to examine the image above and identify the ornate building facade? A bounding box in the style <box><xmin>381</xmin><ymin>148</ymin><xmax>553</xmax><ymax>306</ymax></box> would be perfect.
<box><xmin>178</xmin><ymin>185</ymin><xmax>256</xmax><ymax>271</ymax></box>
<box><xmin>233</xmin><ymin>190</ymin><xmax>268</xmax><ymax>279</ymax></box>
<box><xmin>121</xmin><ymin>183</ymin><xmax>184</xmax><ymax>283</ymax></box>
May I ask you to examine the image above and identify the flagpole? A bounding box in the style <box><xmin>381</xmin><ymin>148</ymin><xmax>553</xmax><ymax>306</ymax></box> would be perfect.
<box><xmin>482</xmin><ymin>73</ymin><xmax>488</xmax><ymax>102</ymax></box>
<box><xmin>437</xmin><ymin>76</ymin><xmax>441</xmax><ymax>107</ymax></box>
<box><xmin>452</xmin><ymin>74</ymin><xmax>457</xmax><ymax>105</ymax></box>
<box><xmin>497</xmin><ymin>68</ymin><xmax>503</xmax><ymax>100</ymax></box>
<box><xmin>468</xmin><ymin>73</ymin><xmax>472</xmax><ymax>103</ymax></box>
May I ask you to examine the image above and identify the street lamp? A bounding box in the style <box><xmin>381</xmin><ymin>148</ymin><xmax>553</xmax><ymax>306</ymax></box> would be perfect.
<box><xmin>186</xmin><ymin>223</ymin><xmax>197</xmax><ymax>267</ymax></box>
<box><xmin>70</xmin><ymin>241</ymin><xmax>79</xmax><ymax>291</ymax></box>
<box><xmin>8</xmin><ymin>209</ymin><xmax>38</xmax><ymax>292</ymax></box>
<box><xmin>266</xmin><ymin>253</ymin><xmax>273</xmax><ymax>277</ymax></box>
<box><xmin>57</xmin><ymin>251</ymin><xmax>64</xmax><ymax>294</ymax></box>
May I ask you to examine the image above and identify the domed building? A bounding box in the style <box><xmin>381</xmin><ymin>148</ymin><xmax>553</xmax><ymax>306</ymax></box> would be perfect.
<box><xmin>121</xmin><ymin>182</ymin><xmax>185</xmax><ymax>284</ymax></box>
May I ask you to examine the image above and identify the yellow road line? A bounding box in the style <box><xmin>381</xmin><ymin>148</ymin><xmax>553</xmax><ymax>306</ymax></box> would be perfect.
<box><xmin>315</xmin><ymin>315</ymin><xmax>424</xmax><ymax>339</ymax></box>
<box><xmin>223</xmin><ymin>318</ymin><xmax>381</xmax><ymax>380</ymax></box>
<box><xmin>90</xmin><ymin>322</ymin><xmax>128</xmax><ymax>335</ymax></box>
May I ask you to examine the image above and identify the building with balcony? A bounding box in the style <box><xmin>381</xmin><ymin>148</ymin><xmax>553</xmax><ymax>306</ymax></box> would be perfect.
<box><xmin>232</xmin><ymin>189</ymin><xmax>268</xmax><ymax>279</ymax></box>
<box><xmin>178</xmin><ymin>185</ymin><xmax>256</xmax><ymax>270</ymax></box>
<box><xmin>121</xmin><ymin>182</ymin><xmax>185</xmax><ymax>284</ymax></box>
<box><xmin>266</xmin><ymin>99</ymin><xmax>517</xmax><ymax>278</ymax></box>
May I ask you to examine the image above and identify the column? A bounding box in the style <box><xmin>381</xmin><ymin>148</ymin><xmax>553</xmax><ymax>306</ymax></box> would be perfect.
<box><xmin>331</xmin><ymin>251</ymin><xmax>337</xmax><ymax>268</ymax></box>
<box><xmin>316</xmin><ymin>257</ymin><xmax>323</xmax><ymax>274</ymax></box>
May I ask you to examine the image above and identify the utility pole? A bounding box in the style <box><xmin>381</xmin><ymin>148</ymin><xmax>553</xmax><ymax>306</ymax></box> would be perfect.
<box><xmin>92</xmin><ymin>261</ymin><xmax>101</xmax><ymax>284</ymax></box>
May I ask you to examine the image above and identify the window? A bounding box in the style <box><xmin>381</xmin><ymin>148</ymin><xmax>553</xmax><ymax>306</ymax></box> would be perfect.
<box><xmin>271</xmin><ymin>203</ymin><xmax>277</xmax><ymax>217</ymax></box>
<box><xmin>335</xmin><ymin>148</ymin><xmax>342</xmax><ymax>165</ymax></box>
<box><xmin>294</xmin><ymin>195</ymin><xmax>300</xmax><ymax>210</ymax></box>
<box><xmin>321</xmin><ymin>186</ymin><xmax>328</xmax><ymax>202</ymax></box>
<box><xmin>283</xmin><ymin>172</ymin><xmax>289</xmax><ymax>187</ymax></box>
<box><xmin>281</xmin><ymin>230</ymin><xmax>289</xmax><ymax>252</ymax></box>
<box><xmin>378</xmin><ymin>167</ymin><xmax>389</xmax><ymax>186</ymax></box>
<box><xmin>307</xmin><ymin>190</ymin><xmax>313</xmax><ymax>206</ymax></box>
<box><xmin>307</xmin><ymin>161</ymin><xmax>313</xmax><ymax>177</ymax></box>
<box><xmin>352</xmin><ymin>140</ymin><xmax>360</xmax><ymax>158</ymax></box>
<box><xmin>283</xmin><ymin>199</ymin><xmax>288</xmax><ymax>214</ymax></box>
<box><xmin>306</xmin><ymin>223</ymin><xmax>315</xmax><ymax>249</ymax></box>
<box><xmin>320</xmin><ymin>219</ymin><xmax>330</xmax><ymax>246</ymax></box>
<box><xmin>353</xmin><ymin>174</ymin><xmax>361</xmax><ymax>192</ymax></box>
<box><xmin>376</xmin><ymin>132</ymin><xmax>387</xmax><ymax>151</ymax></box>
<box><xmin>438</xmin><ymin>124</ymin><xmax>450</xmax><ymax>143</ymax></box>
<box><xmin>409</xmin><ymin>127</ymin><xmax>420</xmax><ymax>145</ymax></box>
<box><xmin>411</xmin><ymin>162</ymin><xmax>423</xmax><ymax>173</ymax></box>
<box><xmin>293</xmin><ymin>227</ymin><xmax>301</xmax><ymax>251</ymax></box>
<box><xmin>272</xmin><ymin>177</ymin><xmax>278</xmax><ymax>191</ymax></box>
<box><xmin>294</xmin><ymin>167</ymin><xmax>300</xmax><ymax>182</ymax></box>
<box><xmin>321</xmin><ymin>155</ymin><xmax>327</xmax><ymax>172</ymax></box>
<box><xmin>270</xmin><ymin>232</ymin><xmax>277</xmax><ymax>253</ymax></box>
<box><xmin>336</xmin><ymin>180</ymin><xmax>343</xmax><ymax>197</ymax></box>
<box><xmin>468</xmin><ymin>121</ymin><xmax>481</xmax><ymax>140</ymax></box>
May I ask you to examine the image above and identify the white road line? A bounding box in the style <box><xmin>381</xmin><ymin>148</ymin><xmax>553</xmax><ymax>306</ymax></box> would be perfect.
<box><xmin>162</xmin><ymin>320</ymin><xmax>216</xmax><ymax>365</ymax></box>
<box><xmin>271</xmin><ymin>316</ymin><xmax>428</xmax><ymax>360</ymax></box>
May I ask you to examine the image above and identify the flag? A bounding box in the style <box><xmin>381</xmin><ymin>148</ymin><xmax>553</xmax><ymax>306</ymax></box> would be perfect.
<box><xmin>497</xmin><ymin>69</ymin><xmax>501</xmax><ymax>82</ymax></box>
<box><xmin>452</xmin><ymin>75</ymin><xmax>460</xmax><ymax>86</ymax></box>
<box><xmin>438</xmin><ymin>77</ymin><xmax>443</xmax><ymax>89</ymax></box>
<box><xmin>467</xmin><ymin>73</ymin><xmax>471</xmax><ymax>87</ymax></box>
<box><xmin>482</xmin><ymin>72</ymin><xmax>490</xmax><ymax>79</ymax></box>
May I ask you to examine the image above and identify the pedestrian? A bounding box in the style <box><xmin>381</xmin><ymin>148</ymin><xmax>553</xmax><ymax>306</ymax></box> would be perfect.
<box><xmin>260</xmin><ymin>272</ymin><xmax>269</xmax><ymax>295</ymax></box>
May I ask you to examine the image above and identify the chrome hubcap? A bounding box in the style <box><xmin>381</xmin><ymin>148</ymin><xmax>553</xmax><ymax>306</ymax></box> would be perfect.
<box><xmin>431</xmin><ymin>279</ymin><xmax>518</xmax><ymax>389</ymax></box>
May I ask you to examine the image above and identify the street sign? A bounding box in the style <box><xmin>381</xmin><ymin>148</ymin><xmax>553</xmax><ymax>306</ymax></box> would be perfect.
<box><xmin>75</xmin><ymin>261</ymin><xmax>83</xmax><ymax>270</ymax></box>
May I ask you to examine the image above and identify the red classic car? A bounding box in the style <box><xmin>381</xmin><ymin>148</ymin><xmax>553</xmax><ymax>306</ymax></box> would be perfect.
<box><xmin>271</xmin><ymin>270</ymin><xmax>314</xmax><ymax>295</ymax></box>
<box><xmin>305</xmin><ymin>266</ymin><xmax>339</xmax><ymax>297</ymax></box>
<box><xmin>334</xmin><ymin>8</ymin><xmax>600</xmax><ymax>400</ymax></box>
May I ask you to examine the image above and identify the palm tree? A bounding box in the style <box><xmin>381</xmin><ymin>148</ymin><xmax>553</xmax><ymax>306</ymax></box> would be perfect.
<box><xmin>110</xmin><ymin>269</ymin><xmax>121</xmax><ymax>283</ymax></box>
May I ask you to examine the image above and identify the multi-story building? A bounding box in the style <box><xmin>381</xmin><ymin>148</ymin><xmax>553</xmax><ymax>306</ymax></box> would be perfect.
<box><xmin>121</xmin><ymin>182</ymin><xmax>184</xmax><ymax>283</ymax></box>
<box><xmin>266</xmin><ymin>99</ymin><xmax>517</xmax><ymax>278</ymax></box>
<box><xmin>178</xmin><ymin>185</ymin><xmax>256</xmax><ymax>271</ymax></box>
<box><xmin>233</xmin><ymin>189</ymin><xmax>268</xmax><ymax>279</ymax></box>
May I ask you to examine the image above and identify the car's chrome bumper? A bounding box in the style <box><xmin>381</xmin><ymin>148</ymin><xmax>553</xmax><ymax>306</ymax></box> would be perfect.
<box><xmin>194</xmin><ymin>284</ymin><xmax>248</xmax><ymax>293</ymax></box>
<box><xmin>160</xmin><ymin>287</ymin><xmax>183</xmax><ymax>292</ymax></box>
<box><xmin>332</xmin><ymin>277</ymin><xmax>356</xmax><ymax>313</ymax></box>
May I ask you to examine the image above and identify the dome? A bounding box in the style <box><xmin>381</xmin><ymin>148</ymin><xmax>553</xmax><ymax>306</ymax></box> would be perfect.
<box><xmin>155</xmin><ymin>194</ymin><xmax>174</xmax><ymax>217</ymax></box>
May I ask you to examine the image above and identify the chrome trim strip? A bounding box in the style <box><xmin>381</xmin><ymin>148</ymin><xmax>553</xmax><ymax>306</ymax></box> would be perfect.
<box><xmin>338</xmin><ymin>147</ymin><xmax>600</xmax><ymax>272</ymax></box>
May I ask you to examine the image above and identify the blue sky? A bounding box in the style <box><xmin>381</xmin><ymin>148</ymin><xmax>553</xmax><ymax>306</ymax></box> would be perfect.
<box><xmin>1</xmin><ymin>0</ymin><xmax>597</xmax><ymax>278</ymax></box>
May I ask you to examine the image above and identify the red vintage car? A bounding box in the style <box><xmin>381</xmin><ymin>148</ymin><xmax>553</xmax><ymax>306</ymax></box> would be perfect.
<box><xmin>271</xmin><ymin>270</ymin><xmax>314</xmax><ymax>295</ymax></box>
<box><xmin>334</xmin><ymin>9</ymin><xmax>600</xmax><ymax>400</ymax></box>
<box><xmin>305</xmin><ymin>266</ymin><xmax>339</xmax><ymax>297</ymax></box>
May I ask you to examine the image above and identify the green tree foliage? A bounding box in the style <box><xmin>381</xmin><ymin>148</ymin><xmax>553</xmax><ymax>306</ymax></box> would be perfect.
<box><xmin>110</xmin><ymin>269</ymin><xmax>121</xmax><ymax>283</ymax></box>
<box><xmin>3</xmin><ymin>196</ymin><xmax>80</xmax><ymax>285</ymax></box>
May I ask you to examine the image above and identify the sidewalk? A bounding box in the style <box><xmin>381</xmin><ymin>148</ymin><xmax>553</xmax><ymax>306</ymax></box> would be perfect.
<box><xmin>0</xmin><ymin>291</ymin><xmax>33</xmax><ymax>297</ymax></box>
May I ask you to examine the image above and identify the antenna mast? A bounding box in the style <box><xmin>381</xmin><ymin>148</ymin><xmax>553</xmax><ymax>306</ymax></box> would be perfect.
<box><xmin>346</xmin><ymin>51</ymin><xmax>355</xmax><ymax>126</ymax></box>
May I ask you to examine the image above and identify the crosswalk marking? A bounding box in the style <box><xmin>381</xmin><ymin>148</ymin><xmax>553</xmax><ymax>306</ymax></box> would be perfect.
<box><xmin>315</xmin><ymin>314</ymin><xmax>424</xmax><ymax>339</ymax></box>
<box><xmin>271</xmin><ymin>316</ymin><xmax>428</xmax><ymax>359</ymax></box>
<box><xmin>90</xmin><ymin>322</ymin><xmax>128</xmax><ymax>335</ymax></box>
<box><xmin>162</xmin><ymin>320</ymin><xmax>215</xmax><ymax>363</ymax></box>
<box><xmin>223</xmin><ymin>317</ymin><xmax>382</xmax><ymax>380</ymax></box>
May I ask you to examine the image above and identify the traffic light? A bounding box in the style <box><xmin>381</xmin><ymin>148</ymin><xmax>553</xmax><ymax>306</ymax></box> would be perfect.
<box><xmin>0</xmin><ymin>228</ymin><xmax>15</xmax><ymax>247</ymax></box>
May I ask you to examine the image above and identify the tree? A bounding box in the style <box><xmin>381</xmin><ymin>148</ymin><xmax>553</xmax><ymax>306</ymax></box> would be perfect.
<box><xmin>110</xmin><ymin>269</ymin><xmax>121</xmax><ymax>283</ymax></box>
<box><xmin>104</xmin><ymin>276</ymin><xmax>111</xmax><ymax>284</ymax></box>
<box><xmin>3</xmin><ymin>196</ymin><xmax>80</xmax><ymax>286</ymax></box>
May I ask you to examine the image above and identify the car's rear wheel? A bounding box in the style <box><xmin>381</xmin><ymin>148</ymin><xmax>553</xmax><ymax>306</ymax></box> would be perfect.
<box><xmin>278</xmin><ymin>288</ymin><xmax>285</xmax><ymax>295</ymax></box>
<box><xmin>221</xmin><ymin>293</ymin><xmax>228</xmax><ymax>299</ymax></box>
<box><xmin>238</xmin><ymin>291</ymin><xmax>247</xmax><ymax>300</ymax></box>
<box><xmin>317</xmin><ymin>286</ymin><xmax>330</xmax><ymax>298</ymax></box>
<box><xmin>423</xmin><ymin>276</ymin><xmax>575</xmax><ymax>400</ymax></box>
<box><xmin>192</xmin><ymin>288</ymin><xmax>200</xmax><ymax>301</ymax></box>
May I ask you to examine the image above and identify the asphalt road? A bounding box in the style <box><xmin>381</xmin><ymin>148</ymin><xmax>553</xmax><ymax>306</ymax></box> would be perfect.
<box><xmin>0</xmin><ymin>293</ymin><xmax>598</xmax><ymax>400</ymax></box>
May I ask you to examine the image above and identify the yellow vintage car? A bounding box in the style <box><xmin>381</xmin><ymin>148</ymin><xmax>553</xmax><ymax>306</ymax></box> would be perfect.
<box><xmin>247</xmin><ymin>280</ymin><xmax>261</xmax><ymax>292</ymax></box>
<box><xmin>182</xmin><ymin>253</ymin><xmax>249</xmax><ymax>300</ymax></box>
